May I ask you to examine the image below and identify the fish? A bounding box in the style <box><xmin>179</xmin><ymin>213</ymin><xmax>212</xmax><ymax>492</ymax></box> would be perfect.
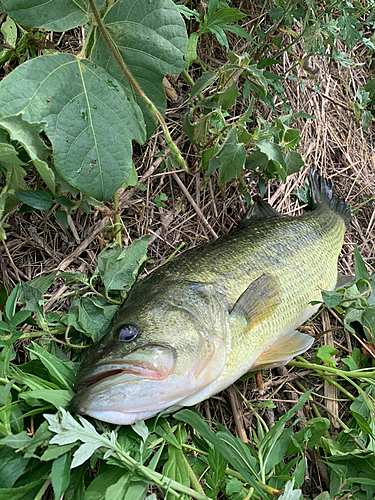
<box><xmin>71</xmin><ymin>168</ymin><xmax>351</xmax><ymax>425</ymax></box>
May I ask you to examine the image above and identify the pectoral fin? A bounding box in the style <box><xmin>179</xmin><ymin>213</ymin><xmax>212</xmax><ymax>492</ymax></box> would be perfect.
<box><xmin>251</xmin><ymin>329</ymin><xmax>314</xmax><ymax>371</ymax></box>
<box><xmin>230</xmin><ymin>273</ymin><xmax>280</xmax><ymax>329</ymax></box>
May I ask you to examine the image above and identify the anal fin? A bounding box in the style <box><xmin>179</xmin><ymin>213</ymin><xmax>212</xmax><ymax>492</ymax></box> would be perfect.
<box><xmin>251</xmin><ymin>329</ymin><xmax>314</xmax><ymax>371</ymax></box>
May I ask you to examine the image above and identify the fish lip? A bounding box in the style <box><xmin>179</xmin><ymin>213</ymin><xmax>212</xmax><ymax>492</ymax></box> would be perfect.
<box><xmin>75</xmin><ymin>344</ymin><xmax>177</xmax><ymax>392</ymax></box>
<box><xmin>76</xmin><ymin>361</ymin><xmax>168</xmax><ymax>392</ymax></box>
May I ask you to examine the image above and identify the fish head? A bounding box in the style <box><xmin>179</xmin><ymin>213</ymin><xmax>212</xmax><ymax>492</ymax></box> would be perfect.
<box><xmin>71</xmin><ymin>280</ymin><xmax>227</xmax><ymax>424</ymax></box>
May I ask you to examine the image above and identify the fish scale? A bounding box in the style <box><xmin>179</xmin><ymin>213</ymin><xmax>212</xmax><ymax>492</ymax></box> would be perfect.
<box><xmin>71</xmin><ymin>169</ymin><xmax>350</xmax><ymax>425</ymax></box>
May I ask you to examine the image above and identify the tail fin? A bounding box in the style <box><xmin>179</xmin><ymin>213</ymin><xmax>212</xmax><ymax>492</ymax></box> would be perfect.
<box><xmin>310</xmin><ymin>167</ymin><xmax>351</xmax><ymax>230</ymax></box>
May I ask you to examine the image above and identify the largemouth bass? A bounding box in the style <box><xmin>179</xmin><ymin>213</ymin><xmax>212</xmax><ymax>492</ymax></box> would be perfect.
<box><xmin>71</xmin><ymin>169</ymin><xmax>350</xmax><ymax>425</ymax></box>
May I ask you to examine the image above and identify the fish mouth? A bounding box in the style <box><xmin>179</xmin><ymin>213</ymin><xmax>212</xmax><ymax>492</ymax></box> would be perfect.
<box><xmin>75</xmin><ymin>344</ymin><xmax>176</xmax><ymax>393</ymax></box>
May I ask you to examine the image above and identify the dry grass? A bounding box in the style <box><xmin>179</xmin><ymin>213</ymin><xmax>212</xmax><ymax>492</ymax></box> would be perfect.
<box><xmin>1</xmin><ymin>7</ymin><xmax>375</xmax><ymax>499</ymax></box>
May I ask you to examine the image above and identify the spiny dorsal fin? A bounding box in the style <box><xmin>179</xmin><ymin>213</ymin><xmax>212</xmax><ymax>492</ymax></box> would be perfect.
<box><xmin>238</xmin><ymin>195</ymin><xmax>283</xmax><ymax>229</ymax></box>
<box><xmin>310</xmin><ymin>167</ymin><xmax>351</xmax><ymax>230</ymax></box>
<box><xmin>230</xmin><ymin>273</ymin><xmax>280</xmax><ymax>329</ymax></box>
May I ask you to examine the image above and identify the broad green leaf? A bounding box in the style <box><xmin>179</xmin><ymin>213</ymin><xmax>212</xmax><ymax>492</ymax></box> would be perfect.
<box><xmin>0</xmin><ymin>447</ymin><xmax>29</xmax><ymax>488</ymax></box>
<box><xmin>362</xmin><ymin>110</ymin><xmax>373</xmax><ymax>134</ymax></box>
<box><xmin>285</xmin><ymin>150</ymin><xmax>304</xmax><ymax>175</ymax></box>
<box><xmin>256</xmin><ymin>140</ymin><xmax>287</xmax><ymax>182</ymax></box>
<box><xmin>215</xmin><ymin>82</ymin><xmax>239</xmax><ymax>110</ymax></box>
<box><xmin>287</xmin><ymin>418</ymin><xmax>330</xmax><ymax>455</ymax></box>
<box><xmin>0</xmin><ymin>54</ymin><xmax>146</xmax><ymax>202</ymax></box>
<box><xmin>8</xmin><ymin>309</ymin><xmax>32</xmax><ymax>329</ymax></box>
<box><xmin>97</xmin><ymin>236</ymin><xmax>149</xmax><ymax>293</ymax></box>
<box><xmin>0</xmin><ymin>116</ymin><xmax>54</xmax><ymax>193</ymax></box>
<box><xmin>315</xmin><ymin>345</ymin><xmax>338</xmax><ymax>367</ymax></box>
<box><xmin>362</xmin><ymin>307</ymin><xmax>375</xmax><ymax>336</ymax></box>
<box><xmin>216</xmin><ymin>128</ymin><xmax>246</xmax><ymax>185</ymax></box>
<box><xmin>91</xmin><ymin>0</ymin><xmax>188</xmax><ymax>137</ymax></box>
<box><xmin>1</xmin><ymin>0</ymin><xmax>89</xmax><ymax>31</ymax></box>
<box><xmin>206</xmin><ymin>446</ymin><xmax>227</xmax><ymax>498</ymax></box>
<box><xmin>258</xmin><ymin>418</ymin><xmax>291</xmax><ymax>473</ymax></box>
<box><xmin>52</xmin><ymin>451</ymin><xmax>72</xmax><ymax>499</ymax></box>
<box><xmin>122</xmin><ymin>162</ymin><xmax>137</xmax><ymax>189</ymax></box>
<box><xmin>321</xmin><ymin>290</ymin><xmax>342</xmax><ymax>308</ymax></box>
<box><xmin>15</xmin><ymin>190</ymin><xmax>52</xmax><ymax>210</ymax></box>
<box><xmin>76</xmin><ymin>295</ymin><xmax>118</xmax><ymax>342</ymax></box>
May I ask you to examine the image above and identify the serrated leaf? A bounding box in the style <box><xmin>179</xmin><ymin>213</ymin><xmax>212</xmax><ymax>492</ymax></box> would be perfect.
<box><xmin>215</xmin><ymin>128</ymin><xmax>246</xmax><ymax>185</ymax></box>
<box><xmin>97</xmin><ymin>236</ymin><xmax>149</xmax><ymax>293</ymax></box>
<box><xmin>76</xmin><ymin>295</ymin><xmax>118</xmax><ymax>342</ymax></box>
<box><xmin>1</xmin><ymin>0</ymin><xmax>90</xmax><ymax>31</ymax></box>
<box><xmin>91</xmin><ymin>0</ymin><xmax>188</xmax><ymax>137</ymax></box>
<box><xmin>257</xmin><ymin>140</ymin><xmax>287</xmax><ymax>181</ymax></box>
<box><xmin>0</xmin><ymin>115</ymin><xmax>54</xmax><ymax>192</ymax></box>
<box><xmin>72</xmin><ymin>441</ymin><xmax>103</xmax><ymax>468</ymax></box>
<box><xmin>52</xmin><ymin>451</ymin><xmax>72</xmax><ymax>499</ymax></box>
<box><xmin>0</xmin><ymin>53</ymin><xmax>146</xmax><ymax>201</ymax></box>
<box><xmin>279</xmin><ymin>478</ymin><xmax>302</xmax><ymax>500</ymax></box>
<box><xmin>15</xmin><ymin>190</ymin><xmax>52</xmax><ymax>210</ymax></box>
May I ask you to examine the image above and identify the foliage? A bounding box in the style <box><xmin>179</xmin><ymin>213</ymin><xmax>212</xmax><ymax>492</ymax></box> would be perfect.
<box><xmin>0</xmin><ymin>0</ymin><xmax>374</xmax><ymax>498</ymax></box>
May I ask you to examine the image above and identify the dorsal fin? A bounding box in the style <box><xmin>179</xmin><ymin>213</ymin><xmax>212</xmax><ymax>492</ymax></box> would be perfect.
<box><xmin>238</xmin><ymin>195</ymin><xmax>282</xmax><ymax>229</ymax></box>
<box><xmin>310</xmin><ymin>167</ymin><xmax>351</xmax><ymax>230</ymax></box>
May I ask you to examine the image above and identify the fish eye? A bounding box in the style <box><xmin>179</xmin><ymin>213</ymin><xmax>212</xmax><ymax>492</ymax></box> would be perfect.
<box><xmin>118</xmin><ymin>325</ymin><xmax>138</xmax><ymax>342</ymax></box>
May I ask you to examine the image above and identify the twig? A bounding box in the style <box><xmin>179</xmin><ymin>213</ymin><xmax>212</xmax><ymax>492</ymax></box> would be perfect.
<box><xmin>172</xmin><ymin>171</ymin><xmax>218</xmax><ymax>239</ymax></box>
<box><xmin>87</xmin><ymin>0</ymin><xmax>188</xmax><ymax>172</ymax></box>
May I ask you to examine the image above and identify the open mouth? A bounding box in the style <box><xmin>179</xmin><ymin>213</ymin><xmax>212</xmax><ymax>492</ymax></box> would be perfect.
<box><xmin>76</xmin><ymin>345</ymin><xmax>177</xmax><ymax>393</ymax></box>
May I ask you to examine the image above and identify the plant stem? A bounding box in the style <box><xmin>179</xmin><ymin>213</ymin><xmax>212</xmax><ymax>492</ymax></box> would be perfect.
<box><xmin>112</xmin><ymin>190</ymin><xmax>122</xmax><ymax>245</ymax></box>
<box><xmin>34</xmin><ymin>477</ymin><xmax>51</xmax><ymax>500</ymax></box>
<box><xmin>225</xmin><ymin>468</ymin><xmax>281</xmax><ymax>498</ymax></box>
<box><xmin>0</xmin><ymin>378</ymin><xmax>21</xmax><ymax>391</ymax></box>
<box><xmin>87</xmin><ymin>0</ymin><xmax>188</xmax><ymax>172</ymax></box>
